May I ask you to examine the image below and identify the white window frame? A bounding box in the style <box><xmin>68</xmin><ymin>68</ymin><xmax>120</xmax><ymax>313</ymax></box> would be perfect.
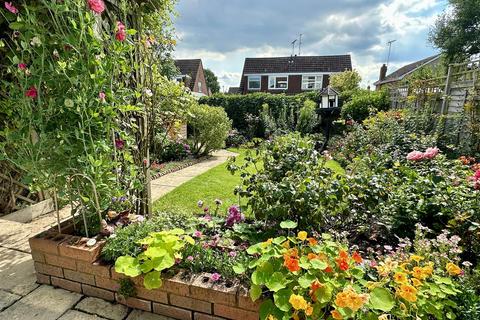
<box><xmin>247</xmin><ymin>76</ymin><xmax>261</xmax><ymax>90</ymax></box>
<box><xmin>198</xmin><ymin>81</ymin><xmax>202</xmax><ymax>93</ymax></box>
<box><xmin>302</xmin><ymin>75</ymin><xmax>323</xmax><ymax>90</ymax></box>
<box><xmin>268</xmin><ymin>75</ymin><xmax>288</xmax><ymax>90</ymax></box>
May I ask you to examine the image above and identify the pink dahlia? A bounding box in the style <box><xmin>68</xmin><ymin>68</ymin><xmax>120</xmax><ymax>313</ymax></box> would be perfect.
<box><xmin>423</xmin><ymin>147</ymin><xmax>440</xmax><ymax>160</ymax></box>
<box><xmin>406</xmin><ymin>151</ymin><xmax>424</xmax><ymax>161</ymax></box>
<box><xmin>87</xmin><ymin>0</ymin><xmax>105</xmax><ymax>14</ymax></box>
<box><xmin>25</xmin><ymin>86</ymin><xmax>38</xmax><ymax>99</ymax></box>
<box><xmin>4</xmin><ymin>2</ymin><xmax>18</xmax><ymax>14</ymax></box>
<box><xmin>115</xmin><ymin>21</ymin><xmax>126</xmax><ymax>42</ymax></box>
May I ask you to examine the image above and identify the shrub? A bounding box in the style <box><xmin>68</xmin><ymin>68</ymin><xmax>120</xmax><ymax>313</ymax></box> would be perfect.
<box><xmin>296</xmin><ymin>100</ymin><xmax>320</xmax><ymax>135</ymax></box>
<box><xmin>153</xmin><ymin>139</ymin><xmax>190</xmax><ymax>162</ymax></box>
<box><xmin>225</xmin><ymin>130</ymin><xmax>247</xmax><ymax>148</ymax></box>
<box><xmin>187</xmin><ymin>104</ymin><xmax>232</xmax><ymax>156</ymax></box>
<box><xmin>340</xmin><ymin>90</ymin><xmax>390</xmax><ymax>122</ymax></box>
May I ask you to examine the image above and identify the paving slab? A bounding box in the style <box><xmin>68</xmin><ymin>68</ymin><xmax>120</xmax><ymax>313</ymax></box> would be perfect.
<box><xmin>75</xmin><ymin>297</ymin><xmax>128</xmax><ymax>320</ymax></box>
<box><xmin>126</xmin><ymin>309</ymin><xmax>175</xmax><ymax>320</ymax></box>
<box><xmin>0</xmin><ymin>290</ymin><xmax>21</xmax><ymax>311</ymax></box>
<box><xmin>59</xmin><ymin>310</ymin><xmax>108</xmax><ymax>320</ymax></box>
<box><xmin>0</xmin><ymin>247</ymin><xmax>38</xmax><ymax>295</ymax></box>
<box><xmin>0</xmin><ymin>285</ymin><xmax>82</xmax><ymax>320</ymax></box>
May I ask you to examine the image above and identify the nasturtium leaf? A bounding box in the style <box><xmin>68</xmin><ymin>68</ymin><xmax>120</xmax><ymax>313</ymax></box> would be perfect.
<box><xmin>298</xmin><ymin>273</ymin><xmax>316</xmax><ymax>288</ymax></box>
<box><xmin>369</xmin><ymin>287</ymin><xmax>395</xmax><ymax>312</ymax></box>
<box><xmin>273</xmin><ymin>236</ymin><xmax>287</xmax><ymax>245</ymax></box>
<box><xmin>233</xmin><ymin>263</ymin><xmax>246</xmax><ymax>274</ymax></box>
<box><xmin>144</xmin><ymin>246</ymin><xmax>167</xmax><ymax>258</ymax></box>
<box><xmin>315</xmin><ymin>283</ymin><xmax>333</xmax><ymax>304</ymax></box>
<box><xmin>259</xmin><ymin>300</ymin><xmax>283</xmax><ymax>320</ymax></box>
<box><xmin>252</xmin><ymin>262</ymin><xmax>273</xmax><ymax>285</ymax></box>
<box><xmin>250</xmin><ymin>284</ymin><xmax>262</xmax><ymax>301</ymax></box>
<box><xmin>247</xmin><ymin>243</ymin><xmax>263</xmax><ymax>255</ymax></box>
<box><xmin>266</xmin><ymin>272</ymin><xmax>288</xmax><ymax>292</ymax></box>
<box><xmin>153</xmin><ymin>254</ymin><xmax>175</xmax><ymax>271</ymax></box>
<box><xmin>273</xmin><ymin>288</ymin><xmax>293</xmax><ymax>312</ymax></box>
<box><xmin>115</xmin><ymin>256</ymin><xmax>142</xmax><ymax>277</ymax></box>
<box><xmin>144</xmin><ymin>270</ymin><xmax>162</xmax><ymax>289</ymax></box>
<box><xmin>298</xmin><ymin>256</ymin><xmax>311</xmax><ymax>269</ymax></box>
<box><xmin>280</xmin><ymin>220</ymin><xmax>298</xmax><ymax>229</ymax></box>
<box><xmin>310</xmin><ymin>259</ymin><xmax>328</xmax><ymax>270</ymax></box>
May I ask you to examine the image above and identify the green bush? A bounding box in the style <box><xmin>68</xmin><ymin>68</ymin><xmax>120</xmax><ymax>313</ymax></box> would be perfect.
<box><xmin>187</xmin><ymin>104</ymin><xmax>232</xmax><ymax>156</ymax></box>
<box><xmin>340</xmin><ymin>89</ymin><xmax>390</xmax><ymax>121</ymax></box>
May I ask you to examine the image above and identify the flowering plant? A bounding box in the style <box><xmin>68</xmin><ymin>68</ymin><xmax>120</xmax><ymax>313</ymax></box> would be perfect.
<box><xmin>240</xmin><ymin>223</ymin><xmax>462</xmax><ymax>320</ymax></box>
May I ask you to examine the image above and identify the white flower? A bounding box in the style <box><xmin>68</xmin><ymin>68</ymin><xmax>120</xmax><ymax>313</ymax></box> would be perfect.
<box><xmin>144</xmin><ymin>89</ymin><xmax>153</xmax><ymax>97</ymax></box>
<box><xmin>30</xmin><ymin>36</ymin><xmax>42</xmax><ymax>47</ymax></box>
<box><xmin>64</xmin><ymin>99</ymin><xmax>74</xmax><ymax>108</ymax></box>
<box><xmin>197</xmin><ymin>200</ymin><xmax>203</xmax><ymax>208</ymax></box>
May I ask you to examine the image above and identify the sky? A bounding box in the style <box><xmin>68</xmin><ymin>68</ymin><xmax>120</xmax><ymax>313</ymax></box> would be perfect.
<box><xmin>172</xmin><ymin>0</ymin><xmax>447</xmax><ymax>91</ymax></box>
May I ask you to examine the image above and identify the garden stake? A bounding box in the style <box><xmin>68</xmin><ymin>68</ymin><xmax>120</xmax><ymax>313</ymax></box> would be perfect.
<box><xmin>53</xmin><ymin>190</ymin><xmax>61</xmax><ymax>234</ymax></box>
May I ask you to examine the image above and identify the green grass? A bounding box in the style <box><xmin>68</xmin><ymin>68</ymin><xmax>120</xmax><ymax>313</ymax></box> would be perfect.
<box><xmin>153</xmin><ymin>148</ymin><xmax>344</xmax><ymax>215</ymax></box>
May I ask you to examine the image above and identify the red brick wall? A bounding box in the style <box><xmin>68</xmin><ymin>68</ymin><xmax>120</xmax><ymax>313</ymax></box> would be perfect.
<box><xmin>193</xmin><ymin>63</ymin><xmax>210</xmax><ymax>96</ymax></box>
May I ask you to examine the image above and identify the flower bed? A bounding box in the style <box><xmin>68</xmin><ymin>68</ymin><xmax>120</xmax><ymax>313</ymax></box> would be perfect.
<box><xmin>29</xmin><ymin>222</ymin><xmax>260</xmax><ymax>320</ymax></box>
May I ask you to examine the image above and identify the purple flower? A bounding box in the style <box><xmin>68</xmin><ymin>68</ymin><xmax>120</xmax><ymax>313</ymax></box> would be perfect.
<box><xmin>193</xmin><ymin>230</ymin><xmax>203</xmax><ymax>238</ymax></box>
<box><xmin>228</xmin><ymin>251</ymin><xmax>237</xmax><ymax>258</ymax></box>
<box><xmin>204</xmin><ymin>207</ymin><xmax>210</xmax><ymax>213</ymax></box>
<box><xmin>112</xmin><ymin>197</ymin><xmax>118</xmax><ymax>202</ymax></box>
<box><xmin>203</xmin><ymin>214</ymin><xmax>212</xmax><ymax>222</ymax></box>
<box><xmin>225</xmin><ymin>205</ymin><xmax>244</xmax><ymax>227</ymax></box>
<box><xmin>210</xmin><ymin>273</ymin><xmax>221</xmax><ymax>282</ymax></box>
<box><xmin>187</xmin><ymin>256</ymin><xmax>194</xmax><ymax>262</ymax></box>
<box><xmin>119</xmin><ymin>196</ymin><xmax>126</xmax><ymax>202</ymax></box>
<box><xmin>115</xmin><ymin>139</ymin><xmax>125</xmax><ymax>150</ymax></box>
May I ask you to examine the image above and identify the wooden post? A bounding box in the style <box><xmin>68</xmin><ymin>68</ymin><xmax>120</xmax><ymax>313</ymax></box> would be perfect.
<box><xmin>441</xmin><ymin>65</ymin><xmax>452</xmax><ymax>114</ymax></box>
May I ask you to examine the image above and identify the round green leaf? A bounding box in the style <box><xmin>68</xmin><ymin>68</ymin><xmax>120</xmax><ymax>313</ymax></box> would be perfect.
<box><xmin>273</xmin><ymin>288</ymin><xmax>293</xmax><ymax>312</ymax></box>
<box><xmin>250</xmin><ymin>284</ymin><xmax>262</xmax><ymax>301</ymax></box>
<box><xmin>233</xmin><ymin>263</ymin><xmax>246</xmax><ymax>274</ymax></box>
<box><xmin>115</xmin><ymin>256</ymin><xmax>141</xmax><ymax>278</ymax></box>
<box><xmin>266</xmin><ymin>272</ymin><xmax>288</xmax><ymax>292</ymax></box>
<box><xmin>280</xmin><ymin>220</ymin><xmax>298</xmax><ymax>229</ymax></box>
<box><xmin>369</xmin><ymin>287</ymin><xmax>395</xmax><ymax>312</ymax></box>
<box><xmin>144</xmin><ymin>270</ymin><xmax>162</xmax><ymax>289</ymax></box>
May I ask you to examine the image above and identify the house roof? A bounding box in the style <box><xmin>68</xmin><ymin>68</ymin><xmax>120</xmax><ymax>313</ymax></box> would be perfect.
<box><xmin>319</xmin><ymin>86</ymin><xmax>340</xmax><ymax>96</ymax></box>
<box><xmin>227</xmin><ymin>87</ymin><xmax>241</xmax><ymax>94</ymax></box>
<box><xmin>242</xmin><ymin>55</ymin><xmax>352</xmax><ymax>74</ymax></box>
<box><xmin>375</xmin><ymin>54</ymin><xmax>441</xmax><ymax>86</ymax></box>
<box><xmin>174</xmin><ymin>59</ymin><xmax>202</xmax><ymax>90</ymax></box>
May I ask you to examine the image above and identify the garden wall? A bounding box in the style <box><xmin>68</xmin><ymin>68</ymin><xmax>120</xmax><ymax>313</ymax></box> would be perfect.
<box><xmin>29</xmin><ymin>228</ymin><xmax>260</xmax><ymax>320</ymax></box>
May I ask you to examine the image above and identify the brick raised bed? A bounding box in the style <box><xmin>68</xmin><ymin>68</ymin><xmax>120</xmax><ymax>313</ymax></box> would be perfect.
<box><xmin>29</xmin><ymin>225</ymin><xmax>260</xmax><ymax>320</ymax></box>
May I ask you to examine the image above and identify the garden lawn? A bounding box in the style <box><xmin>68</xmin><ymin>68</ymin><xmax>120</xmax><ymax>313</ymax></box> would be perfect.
<box><xmin>153</xmin><ymin>148</ymin><xmax>344</xmax><ymax>216</ymax></box>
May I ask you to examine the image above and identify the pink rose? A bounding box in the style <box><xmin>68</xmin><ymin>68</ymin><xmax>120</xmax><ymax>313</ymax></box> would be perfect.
<box><xmin>18</xmin><ymin>63</ymin><xmax>27</xmax><ymax>70</ymax></box>
<box><xmin>25</xmin><ymin>86</ymin><xmax>38</xmax><ymax>99</ymax></box>
<box><xmin>423</xmin><ymin>147</ymin><xmax>439</xmax><ymax>160</ymax></box>
<box><xmin>87</xmin><ymin>0</ymin><xmax>105</xmax><ymax>14</ymax></box>
<box><xmin>406</xmin><ymin>151</ymin><xmax>424</xmax><ymax>161</ymax></box>
<box><xmin>115</xmin><ymin>21</ymin><xmax>126</xmax><ymax>42</ymax></box>
<box><xmin>4</xmin><ymin>2</ymin><xmax>18</xmax><ymax>14</ymax></box>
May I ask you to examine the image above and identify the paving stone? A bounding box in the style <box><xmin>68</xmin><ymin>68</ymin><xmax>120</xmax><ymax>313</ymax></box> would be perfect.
<box><xmin>58</xmin><ymin>310</ymin><xmax>108</xmax><ymax>320</ymax></box>
<box><xmin>0</xmin><ymin>285</ymin><xmax>81</xmax><ymax>320</ymax></box>
<box><xmin>75</xmin><ymin>297</ymin><xmax>128</xmax><ymax>320</ymax></box>
<box><xmin>0</xmin><ymin>247</ymin><xmax>39</xmax><ymax>295</ymax></box>
<box><xmin>0</xmin><ymin>290</ymin><xmax>21</xmax><ymax>311</ymax></box>
<box><xmin>126</xmin><ymin>309</ymin><xmax>175</xmax><ymax>320</ymax></box>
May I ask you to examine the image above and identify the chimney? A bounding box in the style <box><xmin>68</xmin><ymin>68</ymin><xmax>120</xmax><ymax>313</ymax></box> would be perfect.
<box><xmin>379</xmin><ymin>64</ymin><xmax>387</xmax><ymax>81</ymax></box>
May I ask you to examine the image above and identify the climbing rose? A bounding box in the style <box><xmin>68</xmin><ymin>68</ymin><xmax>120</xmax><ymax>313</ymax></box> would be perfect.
<box><xmin>87</xmin><ymin>0</ymin><xmax>105</xmax><ymax>14</ymax></box>
<box><xmin>115</xmin><ymin>21</ymin><xmax>126</xmax><ymax>41</ymax></box>
<box><xmin>25</xmin><ymin>86</ymin><xmax>38</xmax><ymax>99</ymax></box>
<box><xmin>4</xmin><ymin>2</ymin><xmax>18</xmax><ymax>14</ymax></box>
<box><xmin>423</xmin><ymin>147</ymin><xmax>440</xmax><ymax>160</ymax></box>
<box><xmin>406</xmin><ymin>151</ymin><xmax>424</xmax><ymax>161</ymax></box>
<box><xmin>18</xmin><ymin>63</ymin><xmax>27</xmax><ymax>70</ymax></box>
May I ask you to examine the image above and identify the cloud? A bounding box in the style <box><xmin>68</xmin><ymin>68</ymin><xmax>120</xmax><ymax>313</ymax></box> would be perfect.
<box><xmin>173</xmin><ymin>0</ymin><xmax>445</xmax><ymax>89</ymax></box>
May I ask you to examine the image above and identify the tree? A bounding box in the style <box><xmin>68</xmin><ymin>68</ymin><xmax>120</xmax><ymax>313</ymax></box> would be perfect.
<box><xmin>429</xmin><ymin>0</ymin><xmax>480</xmax><ymax>62</ymax></box>
<box><xmin>330</xmin><ymin>70</ymin><xmax>362</xmax><ymax>92</ymax></box>
<box><xmin>204</xmin><ymin>68</ymin><xmax>220</xmax><ymax>94</ymax></box>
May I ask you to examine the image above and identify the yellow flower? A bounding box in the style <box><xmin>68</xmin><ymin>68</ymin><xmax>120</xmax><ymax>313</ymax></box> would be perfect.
<box><xmin>289</xmin><ymin>294</ymin><xmax>309</xmax><ymax>310</ymax></box>
<box><xmin>409</xmin><ymin>255</ymin><xmax>424</xmax><ymax>263</ymax></box>
<box><xmin>267</xmin><ymin>315</ymin><xmax>277</xmax><ymax>320</ymax></box>
<box><xmin>411</xmin><ymin>267</ymin><xmax>427</xmax><ymax>280</ymax></box>
<box><xmin>376</xmin><ymin>258</ymin><xmax>398</xmax><ymax>277</ymax></box>
<box><xmin>378</xmin><ymin>315</ymin><xmax>390</xmax><ymax>320</ymax></box>
<box><xmin>411</xmin><ymin>278</ymin><xmax>422</xmax><ymax>287</ymax></box>
<box><xmin>397</xmin><ymin>284</ymin><xmax>417</xmax><ymax>303</ymax></box>
<box><xmin>331</xmin><ymin>310</ymin><xmax>343</xmax><ymax>320</ymax></box>
<box><xmin>446</xmin><ymin>262</ymin><xmax>462</xmax><ymax>276</ymax></box>
<box><xmin>422</xmin><ymin>265</ymin><xmax>433</xmax><ymax>277</ymax></box>
<box><xmin>399</xmin><ymin>262</ymin><xmax>410</xmax><ymax>272</ymax></box>
<box><xmin>281</xmin><ymin>240</ymin><xmax>290</xmax><ymax>249</ymax></box>
<box><xmin>393</xmin><ymin>272</ymin><xmax>408</xmax><ymax>284</ymax></box>
<box><xmin>297</xmin><ymin>231</ymin><xmax>308</xmax><ymax>241</ymax></box>
<box><xmin>305</xmin><ymin>306</ymin><xmax>313</xmax><ymax>316</ymax></box>
<box><xmin>335</xmin><ymin>287</ymin><xmax>368</xmax><ymax>312</ymax></box>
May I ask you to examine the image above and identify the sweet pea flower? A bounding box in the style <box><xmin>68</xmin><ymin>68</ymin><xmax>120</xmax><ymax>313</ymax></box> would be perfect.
<box><xmin>228</xmin><ymin>251</ymin><xmax>237</xmax><ymax>258</ymax></box>
<box><xmin>18</xmin><ymin>63</ymin><xmax>27</xmax><ymax>70</ymax></box>
<box><xmin>193</xmin><ymin>230</ymin><xmax>202</xmax><ymax>238</ymax></box>
<box><xmin>210</xmin><ymin>273</ymin><xmax>221</xmax><ymax>282</ymax></box>
<box><xmin>98</xmin><ymin>91</ymin><xmax>106</xmax><ymax>103</ymax></box>
<box><xmin>187</xmin><ymin>256</ymin><xmax>194</xmax><ymax>262</ymax></box>
<box><xmin>25</xmin><ymin>86</ymin><xmax>38</xmax><ymax>99</ymax></box>
<box><xmin>115</xmin><ymin>21</ymin><xmax>126</xmax><ymax>42</ymax></box>
<box><xmin>423</xmin><ymin>147</ymin><xmax>440</xmax><ymax>160</ymax></box>
<box><xmin>87</xmin><ymin>0</ymin><xmax>105</xmax><ymax>14</ymax></box>
<box><xmin>406</xmin><ymin>151</ymin><xmax>424</xmax><ymax>161</ymax></box>
<box><xmin>4</xmin><ymin>2</ymin><xmax>18</xmax><ymax>14</ymax></box>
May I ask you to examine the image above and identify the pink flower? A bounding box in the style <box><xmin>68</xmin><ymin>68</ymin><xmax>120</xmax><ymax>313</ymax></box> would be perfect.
<box><xmin>203</xmin><ymin>214</ymin><xmax>212</xmax><ymax>221</ymax></box>
<box><xmin>87</xmin><ymin>0</ymin><xmax>105</xmax><ymax>14</ymax></box>
<box><xmin>187</xmin><ymin>256</ymin><xmax>194</xmax><ymax>262</ymax></box>
<box><xmin>406</xmin><ymin>151</ymin><xmax>424</xmax><ymax>161</ymax></box>
<box><xmin>4</xmin><ymin>2</ymin><xmax>18</xmax><ymax>14</ymax></box>
<box><xmin>115</xmin><ymin>139</ymin><xmax>125</xmax><ymax>150</ymax></box>
<box><xmin>115</xmin><ymin>21</ymin><xmax>126</xmax><ymax>42</ymax></box>
<box><xmin>25</xmin><ymin>86</ymin><xmax>38</xmax><ymax>99</ymax></box>
<box><xmin>423</xmin><ymin>147</ymin><xmax>440</xmax><ymax>160</ymax></box>
<box><xmin>193</xmin><ymin>230</ymin><xmax>202</xmax><ymax>238</ymax></box>
<box><xmin>18</xmin><ymin>63</ymin><xmax>27</xmax><ymax>70</ymax></box>
<box><xmin>98</xmin><ymin>91</ymin><xmax>106</xmax><ymax>102</ymax></box>
<box><xmin>210</xmin><ymin>273</ymin><xmax>221</xmax><ymax>282</ymax></box>
<box><xmin>474</xmin><ymin>170</ymin><xmax>480</xmax><ymax>180</ymax></box>
<box><xmin>228</xmin><ymin>251</ymin><xmax>237</xmax><ymax>258</ymax></box>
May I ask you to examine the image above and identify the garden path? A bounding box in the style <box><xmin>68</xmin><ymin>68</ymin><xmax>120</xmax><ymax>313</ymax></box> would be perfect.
<box><xmin>0</xmin><ymin>150</ymin><xmax>235</xmax><ymax>319</ymax></box>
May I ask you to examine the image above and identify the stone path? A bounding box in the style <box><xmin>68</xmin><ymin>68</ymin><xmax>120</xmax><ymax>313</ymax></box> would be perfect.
<box><xmin>0</xmin><ymin>150</ymin><xmax>236</xmax><ymax>320</ymax></box>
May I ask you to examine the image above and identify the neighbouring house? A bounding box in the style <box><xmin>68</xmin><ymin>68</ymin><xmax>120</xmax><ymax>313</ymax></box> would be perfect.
<box><xmin>239</xmin><ymin>55</ymin><xmax>352</xmax><ymax>95</ymax></box>
<box><xmin>374</xmin><ymin>54</ymin><xmax>442</xmax><ymax>90</ymax></box>
<box><xmin>174</xmin><ymin>59</ymin><xmax>210</xmax><ymax>97</ymax></box>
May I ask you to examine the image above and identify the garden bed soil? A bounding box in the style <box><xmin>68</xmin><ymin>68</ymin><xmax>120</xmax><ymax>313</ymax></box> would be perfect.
<box><xmin>29</xmin><ymin>222</ymin><xmax>261</xmax><ymax>320</ymax></box>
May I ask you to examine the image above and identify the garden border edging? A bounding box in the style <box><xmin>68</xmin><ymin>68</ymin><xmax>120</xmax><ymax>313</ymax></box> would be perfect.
<box><xmin>28</xmin><ymin>225</ymin><xmax>260</xmax><ymax>320</ymax></box>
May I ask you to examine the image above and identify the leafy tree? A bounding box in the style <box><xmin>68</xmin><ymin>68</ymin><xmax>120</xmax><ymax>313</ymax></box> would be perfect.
<box><xmin>330</xmin><ymin>70</ymin><xmax>362</xmax><ymax>92</ymax></box>
<box><xmin>429</xmin><ymin>0</ymin><xmax>480</xmax><ymax>62</ymax></box>
<box><xmin>204</xmin><ymin>68</ymin><xmax>220</xmax><ymax>94</ymax></box>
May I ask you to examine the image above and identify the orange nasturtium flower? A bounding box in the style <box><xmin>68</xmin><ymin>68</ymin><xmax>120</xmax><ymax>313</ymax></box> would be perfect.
<box><xmin>397</xmin><ymin>284</ymin><xmax>417</xmax><ymax>302</ymax></box>
<box><xmin>411</xmin><ymin>278</ymin><xmax>422</xmax><ymax>287</ymax></box>
<box><xmin>309</xmin><ymin>280</ymin><xmax>323</xmax><ymax>301</ymax></box>
<box><xmin>352</xmin><ymin>251</ymin><xmax>363</xmax><ymax>264</ymax></box>
<box><xmin>446</xmin><ymin>262</ymin><xmax>462</xmax><ymax>276</ymax></box>
<box><xmin>411</xmin><ymin>266</ymin><xmax>427</xmax><ymax>280</ymax></box>
<box><xmin>331</xmin><ymin>310</ymin><xmax>343</xmax><ymax>319</ymax></box>
<box><xmin>335</xmin><ymin>287</ymin><xmax>369</xmax><ymax>312</ymax></box>
<box><xmin>393</xmin><ymin>272</ymin><xmax>408</xmax><ymax>284</ymax></box>
<box><xmin>336</xmin><ymin>250</ymin><xmax>350</xmax><ymax>271</ymax></box>
<box><xmin>324</xmin><ymin>265</ymin><xmax>333</xmax><ymax>273</ymax></box>
<box><xmin>284</xmin><ymin>256</ymin><xmax>300</xmax><ymax>272</ymax></box>
<box><xmin>308</xmin><ymin>237</ymin><xmax>318</xmax><ymax>246</ymax></box>
<box><xmin>307</xmin><ymin>253</ymin><xmax>318</xmax><ymax>260</ymax></box>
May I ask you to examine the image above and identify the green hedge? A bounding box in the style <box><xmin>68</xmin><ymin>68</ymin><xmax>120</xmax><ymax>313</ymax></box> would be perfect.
<box><xmin>199</xmin><ymin>92</ymin><xmax>320</xmax><ymax>136</ymax></box>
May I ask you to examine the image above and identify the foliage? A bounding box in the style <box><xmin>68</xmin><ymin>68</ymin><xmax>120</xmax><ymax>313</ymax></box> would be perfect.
<box><xmin>204</xmin><ymin>68</ymin><xmax>220</xmax><ymax>94</ymax></box>
<box><xmin>187</xmin><ymin>104</ymin><xmax>232</xmax><ymax>156</ymax></box>
<box><xmin>153</xmin><ymin>138</ymin><xmax>190</xmax><ymax>163</ymax></box>
<box><xmin>340</xmin><ymin>90</ymin><xmax>390</xmax><ymax>122</ymax></box>
<box><xmin>429</xmin><ymin>0</ymin><xmax>480</xmax><ymax>62</ymax></box>
<box><xmin>225</xmin><ymin>130</ymin><xmax>247</xmax><ymax>148</ymax></box>
<box><xmin>241</xmin><ymin>228</ymin><xmax>462</xmax><ymax>320</ymax></box>
<box><xmin>296</xmin><ymin>100</ymin><xmax>320</xmax><ymax>135</ymax></box>
<box><xmin>330</xmin><ymin>70</ymin><xmax>362</xmax><ymax>93</ymax></box>
<box><xmin>115</xmin><ymin>228</ymin><xmax>194</xmax><ymax>289</ymax></box>
<box><xmin>118</xmin><ymin>278</ymin><xmax>137</xmax><ymax>298</ymax></box>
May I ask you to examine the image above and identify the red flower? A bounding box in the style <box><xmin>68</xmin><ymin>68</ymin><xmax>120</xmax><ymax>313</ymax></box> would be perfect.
<box><xmin>352</xmin><ymin>251</ymin><xmax>363</xmax><ymax>264</ymax></box>
<box><xmin>4</xmin><ymin>2</ymin><xmax>18</xmax><ymax>14</ymax></box>
<box><xmin>87</xmin><ymin>0</ymin><xmax>105</xmax><ymax>14</ymax></box>
<box><xmin>25</xmin><ymin>86</ymin><xmax>38</xmax><ymax>99</ymax></box>
<box><xmin>283</xmin><ymin>256</ymin><xmax>300</xmax><ymax>272</ymax></box>
<box><xmin>324</xmin><ymin>265</ymin><xmax>333</xmax><ymax>273</ymax></box>
<box><xmin>115</xmin><ymin>21</ymin><xmax>126</xmax><ymax>41</ymax></box>
<box><xmin>18</xmin><ymin>63</ymin><xmax>27</xmax><ymax>70</ymax></box>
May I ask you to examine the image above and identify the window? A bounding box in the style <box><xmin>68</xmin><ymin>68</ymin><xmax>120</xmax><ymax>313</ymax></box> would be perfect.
<box><xmin>198</xmin><ymin>82</ymin><xmax>202</xmax><ymax>93</ymax></box>
<box><xmin>248</xmin><ymin>76</ymin><xmax>261</xmax><ymax>90</ymax></box>
<box><xmin>175</xmin><ymin>76</ymin><xmax>184</xmax><ymax>83</ymax></box>
<box><xmin>302</xmin><ymin>75</ymin><xmax>323</xmax><ymax>90</ymax></box>
<box><xmin>268</xmin><ymin>76</ymin><xmax>288</xmax><ymax>89</ymax></box>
